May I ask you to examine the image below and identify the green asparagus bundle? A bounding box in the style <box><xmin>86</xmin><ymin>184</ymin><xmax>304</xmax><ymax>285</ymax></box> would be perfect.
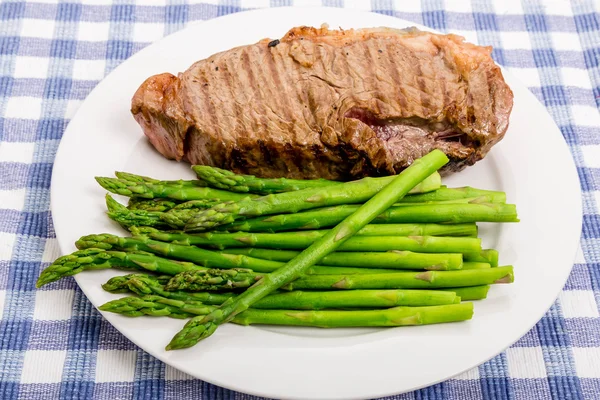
<box><xmin>101</xmin><ymin>295</ymin><xmax>473</xmax><ymax>328</ymax></box>
<box><xmin>217</xmin><ymin>203</ymin><xmax>518</xmax><ymax>233</ymax></box>
<box><xmin>164</xmin><ymin>265</ymin><xmax>513</xmax><ymax>292</ymax></box>
<box><xmin>166</xmin><ymin>149</ymin><xmax>450</xmax><ymax>349</ymax></box>
<box><xmin>36</xmin><ymin>147</ymin><xmax>519</xmax><ymax>351</ymax></box>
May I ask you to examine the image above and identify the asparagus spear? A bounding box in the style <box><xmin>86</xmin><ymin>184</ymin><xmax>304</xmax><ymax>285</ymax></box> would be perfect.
<box><xmin>101</xmin><ymin>296</ymin><xmax>473</xmax><ymax>328</ymax></box>
<box><xmin>464</xmin><ymin>249</ymin><xmax>499</xmax><ymax>268</ymax></box>
<box><xmin>164</xmin><ymin>265</ymin><xmax>513</xmax><ymax>291</ymax></box>
<box><xmin>114</xmin><ymin>172</ymin><xmax>201</xmax><ymax>186</ymax></box>
<box><xmin>100</xmin><ymin>295</ymin><xmax>216</xmax><ymax>318</ymax></box>
<box><xmin>221</xmin><ymin>248</ymin><xmax>463</xmax><ymax>271</ymax></box>
<box><xmin>95</xmin><ymin>176</ymin><xmax>254</xmax><ymax>202</ymax></box>
<box><xmin>218</xmin><ymin>203</ymin><xmax>518</xmax><ymax>233</ymax></box>
<box><xmin>36</xmin><ymin>249</ymin><xmax>204</xmax><ymax>287</ymax></box>
<box><xmin>166</xmin><ymin>149</ymin><xmax>450</xmax><ymax>349</ymax></box>
<box><xmin>147</xmin><ymin>230</ymin><xmax>481</xmax><ymax>253</ymax></box>
<box><xmin>225</xmin><ymin>304</ymin><xmax>474</xmax><ymax>327</ymax></box>
<box><xmin>448</xmin><ymin>285</ymin><xmax>490</xmax><ymax>301</ymax></box>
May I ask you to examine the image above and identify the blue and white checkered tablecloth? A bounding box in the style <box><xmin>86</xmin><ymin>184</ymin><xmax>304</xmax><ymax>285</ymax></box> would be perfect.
<box><xmin>1</xmin><ymin>0</ymin><xmax>599</xmax><ymax>399</ymax></box>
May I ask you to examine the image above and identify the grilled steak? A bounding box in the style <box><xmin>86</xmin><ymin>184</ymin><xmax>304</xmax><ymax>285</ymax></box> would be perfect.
<box><xmin>131</xmin><ymin>25</ymin><xmax>513</xmax><ymax>179</ymax></box>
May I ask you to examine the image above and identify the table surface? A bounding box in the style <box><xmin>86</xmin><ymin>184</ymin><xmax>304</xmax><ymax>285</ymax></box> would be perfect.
<box><xmin>1</xmin><ymin>1</ymin><xmax>599</xmax><ymax>399</ymax></box>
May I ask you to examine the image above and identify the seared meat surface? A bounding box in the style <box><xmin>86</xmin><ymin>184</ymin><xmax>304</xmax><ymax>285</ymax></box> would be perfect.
<box><xmin>131</xmin><ymin>25</ymin><xmax>513</xmax><ymax>179</ymax></box>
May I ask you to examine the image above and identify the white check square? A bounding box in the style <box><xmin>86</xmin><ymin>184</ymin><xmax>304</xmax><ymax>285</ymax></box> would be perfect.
<box><xmin>493</xmin><ymin>0</ymin><xmax>523</xmax><ymax>15</ymax></box>
<box><xmin>33</xmin><ymin>290</ymin><xmax>74</xmax><ymax>321</ymax></box>
<box><xmin>42</xmin><ymin>238</ymin><xmax>61</xmax><ymax>263</ymax></box>
<box><xmin>0</xmin><ymin>232</ymin><xmax>17</xmax><ymax>261</ymax></box>
<box><xmin>95</xmin><ymin>350</ymin><xmax>137</xmax><ymax>383</ymax></box>
<box><xmin>77</xmin><ymin>22</ymin><xmax>110</xmax><ymax>42</ymax></box>
<box><xmin>551</xmin><ymin>32</ymin><xmax>583</xmax><ymax>52</ymax></box>
<box><xmin>573</xmin><ymin>347</ymin><xmax>600</xmax><ymax>378</ymax></box>
<box><xmin>560</xmin><ymin>67</ymin><xmax>592</xmax><ymax>89</ymax></box>
<box><xmin>5</xmin><ymin>97</ymin><xmax>43</xmax><ymax>119</ymax></box>
<box><xmin>572</xmin><ymin>106</ymin><xmax>600</xmax><ymax>128</ymax></box>
<box><xmin>20</xmin><ymin>19</ymin><xmax>56</xmax><ymax>39</ymax></box>
<box><xmin>13</xmin><ymin>56</ymin><xmax>50</xmax><ymax>79</ymax></box>
<box><xmin>393</xmin><ymin>0</ymin><xmax>421</xmax><ymax>12</ymax></box>
<box><xmin>500</xmin><ymin>31</ymin><xmax>532</xmax><ymax>50</ymax></box>
<box><xmin>133</xmin><ymin>0</ymin><xmax>168</xmax><ymax>5</ymax></box>
<box><xmin>443</xmin><ymin>0</ymin><xmax>472</xmax><ymax>13</ymax></box>
<box><xmin>559</xmin><ymin>290</ymin><xmax>599</xmax><ymax>318</ymax></box>
<box><xmin>506</xmin><ymin>347</ymin><xmax>547</xmax><ymax>378</ymax></box>
<box><xmin>0</xmin><ymin>142</ymin><xmax>35</xmax><ymax>164</ymax></box>
<box><xmin>20</xmin><ymin>350</ymin><xmax>67</xmax><ymax>383</ymax></box>
<box><xmin>544</xmin><ymin>1</ymin><xmax>574</xmax><ymax>16</ymax></box>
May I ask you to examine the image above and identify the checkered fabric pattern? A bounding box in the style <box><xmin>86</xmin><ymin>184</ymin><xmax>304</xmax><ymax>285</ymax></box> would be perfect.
<box><xmin>0</xmin><ymin>0</ymin><xmax>599</xmax><ymax>399</ymax></box>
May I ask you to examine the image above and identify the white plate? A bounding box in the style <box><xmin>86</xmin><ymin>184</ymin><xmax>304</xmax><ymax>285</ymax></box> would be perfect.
<box><xmin>51</xmin><ymin>7</ymin><xmax>582</xmax><ymax>400</ymax></box>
